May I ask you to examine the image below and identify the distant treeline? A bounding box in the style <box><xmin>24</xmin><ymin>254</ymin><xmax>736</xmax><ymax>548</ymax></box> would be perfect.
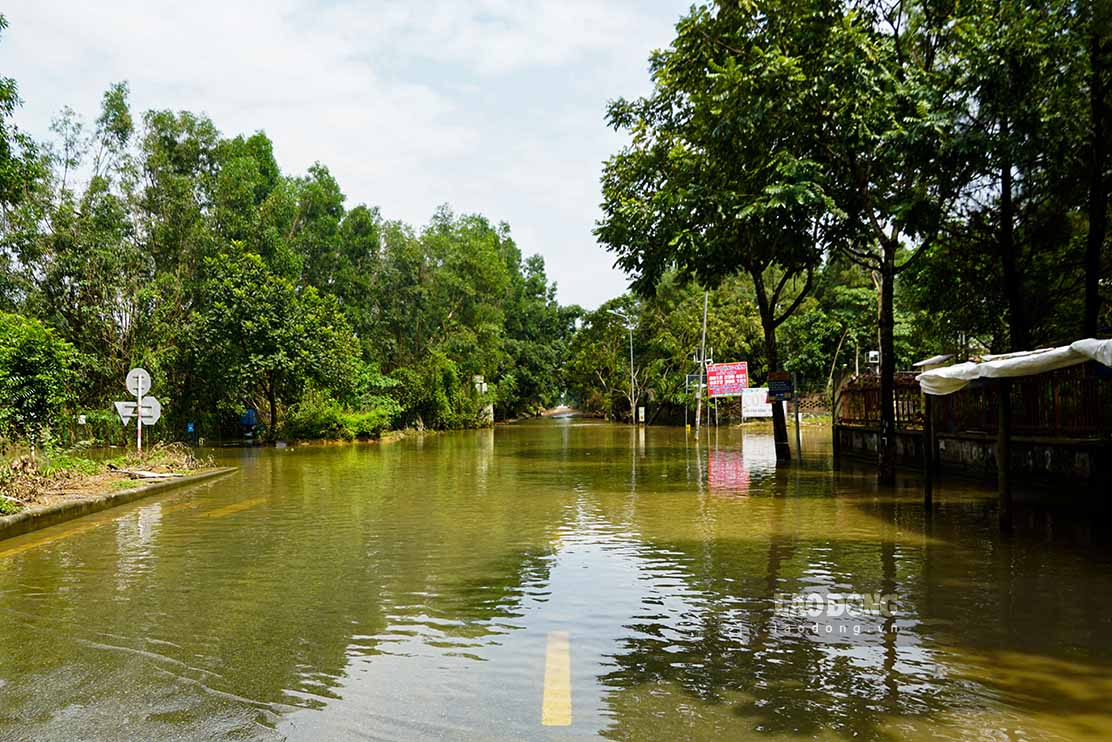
<box><xmin>0</xmin><ymin>14</ymin><xmax>577</xmax><ymax>444</ymax></box>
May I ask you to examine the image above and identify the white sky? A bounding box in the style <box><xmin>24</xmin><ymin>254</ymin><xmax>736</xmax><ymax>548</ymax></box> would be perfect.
<box><xmin>0</xmin><ymin>0</ymin><xmax>691</xmax><ymax>309</ymax></box>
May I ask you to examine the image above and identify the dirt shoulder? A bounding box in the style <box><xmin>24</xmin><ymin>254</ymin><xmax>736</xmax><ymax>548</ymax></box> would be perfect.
<box><xmin>1</xmin><ymin>443</ymin><xmax>213</xmax><ymax>515</ymax></box>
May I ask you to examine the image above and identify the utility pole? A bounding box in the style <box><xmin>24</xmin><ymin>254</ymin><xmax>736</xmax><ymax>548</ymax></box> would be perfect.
<box><xmin>695</xmin><ymin>290</ymin><xmax>709</xmax><ymax>435</ymax></box>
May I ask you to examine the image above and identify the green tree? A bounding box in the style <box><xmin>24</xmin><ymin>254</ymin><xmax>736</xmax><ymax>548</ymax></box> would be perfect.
<box><xmin>1082</xmin><ymin>0</ymin><xmax>1112</xmax><ymax>336</ymax></box>
<box><xmin>598</xmin><ymin>0</ymin><xmax>839</xmax><ymax>459</ymax></box>
<box><xmin>809</xmin><ymin>1</ymin><xmax>968</xmax><ymax>483</ymax></box>
<box><xmin>193</xmin><ymin>249</ymin><xmax>358</xmax><ymax>434</ymax></box>
<box><xmin>499</xmin><ymin>254</ymin><xmax>577</xmax><ymax>418</ymax></box>
<box><xmin>0</xmin><ymin>15</ymin><xmax>40</xmax><ymax>214</ymax></box>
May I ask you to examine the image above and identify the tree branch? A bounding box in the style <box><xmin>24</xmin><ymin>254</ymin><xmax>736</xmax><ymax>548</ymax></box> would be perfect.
<box><xmin>773</xmin><ymin>264</ymin><xmax>814</xmax><ymax>328</ymax></box>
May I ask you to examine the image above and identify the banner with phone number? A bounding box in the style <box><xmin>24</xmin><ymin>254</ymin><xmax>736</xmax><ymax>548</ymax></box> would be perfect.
<box><xmin>707</xmin><ymin>362</ymin><xmax>749</xmax><ymax>398</ymax></box>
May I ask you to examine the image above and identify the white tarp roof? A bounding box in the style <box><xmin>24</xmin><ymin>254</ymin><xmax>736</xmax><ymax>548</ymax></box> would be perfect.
<box><xmin>912</xmin><ymin>353</ymin><xmax>954</xmax><ymax>369</ymax></box>
<box><xmin>916</xmin><ymin>338</ymin><xmax>1112</xmax><ymax>396</ymax></box>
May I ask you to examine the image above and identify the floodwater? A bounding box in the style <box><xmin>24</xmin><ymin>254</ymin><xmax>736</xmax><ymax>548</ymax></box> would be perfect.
<box><xmin>1</xmin><ymin>419</ymin><xmax>1111</xmax><ymax>741</ymax></box>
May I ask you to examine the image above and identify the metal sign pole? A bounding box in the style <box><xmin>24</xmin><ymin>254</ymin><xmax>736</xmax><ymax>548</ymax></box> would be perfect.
<box><xmin>695</xmin><ymin>291</ymin><xmax>708</xmax><ymax>434</ymax></box>
<box><xmin>137</xmin><ymin>385</ymin><xmax>142</xmax><ymax>454</ymax></box>
<box><xmin>793</xmin><ymin>371</ymin><xmax>801</xmax><ymax>454</ymax></box>
<box><xmin>122</xmin><ymin>368</ymin><xmax>157</xmax><ymax>455</ymax></box>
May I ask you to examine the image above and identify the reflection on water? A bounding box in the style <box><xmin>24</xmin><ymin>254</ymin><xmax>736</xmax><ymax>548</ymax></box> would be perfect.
<box><xmin>1</xmin><ymin>419</ymin><xmax>1111</xmax><ymax>740</ymax></box>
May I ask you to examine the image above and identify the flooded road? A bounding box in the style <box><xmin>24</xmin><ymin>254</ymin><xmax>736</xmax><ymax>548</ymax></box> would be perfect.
<box><xmin>2</xmin><ymin>419</ymin><xmax>1111</xmax><ymax>740</ymax></box>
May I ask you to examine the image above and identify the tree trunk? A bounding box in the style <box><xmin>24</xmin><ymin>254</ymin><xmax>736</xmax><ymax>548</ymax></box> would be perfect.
<box><xmin>267</xmin><ymin>377</ymin><xmax>278</xmax><ymax>437</ymax></box>
<box><xmin>877</xmin><ymin>243</ymin><xmax>897</xmax><ymax>486</ymax></box>
<box><xmin>695</xmin><ymin>290</ymin><xmax>708</xmax><ymax>434</ymax></box>
<box><xmin>765</xmin><ymin>327</ymin><xmax>791</xmax><ymax>462</ymax></box>
<box><xmin>751</xmin><ymin>273</ymin><xmax>790</xmax><ymax>462</ymax></box>
<box><xmin>999</xmin><ymin>116</ymin><xmax>1028</xmax><ymax>351</ymax></box>
<box><xmin>1086</xmin><ymin>23</ymin><xmax>1109</xmax><ymax>337</ymax></box>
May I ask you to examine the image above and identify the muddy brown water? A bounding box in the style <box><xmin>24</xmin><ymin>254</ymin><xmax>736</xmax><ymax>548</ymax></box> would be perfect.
<box><xmin>1</xmin><ymin>419</ymin><xmax>1111</xmax><ymax>740</ymax></box>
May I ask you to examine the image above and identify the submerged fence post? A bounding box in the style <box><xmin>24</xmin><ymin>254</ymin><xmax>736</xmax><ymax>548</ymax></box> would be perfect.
<box><xmin>830</xmin><ymin>374</ymin><xmax>842</xmax><ymax>469</ymax></box>
<box><xmin>997</xmin><ymin>379</ymin><xmax>1013</xmax><ymax>533</ymax></box>
<box><xmin>922</xmin><ymin>393</ymin><xmax>934</xmax><ymax>509</ymax></box>
<box><xmin>793</xmin><ymin>372</ymin><xmax>802</xmax><ymax>455</ymax></box>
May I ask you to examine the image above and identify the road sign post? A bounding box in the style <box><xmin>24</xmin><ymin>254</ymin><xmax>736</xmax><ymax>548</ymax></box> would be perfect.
<box><xmin>118</xmin><ymin>368</ymin><xmax>160</xmax><ymax>454</ymax></box>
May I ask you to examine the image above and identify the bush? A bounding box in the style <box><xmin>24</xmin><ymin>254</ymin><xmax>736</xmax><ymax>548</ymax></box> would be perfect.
<box><xmin>281</xmin><ymin>389</ymin><xmax>399</xmax><ymax>441</ymax></box>
<box><xmin>282</xmin><ymin>395</ymin><xmax>352</xmax><ymax>440</ymax></box>
<box><xmin>390</xmin><ymin>352</ymin><xmax>486</xmax><ymax>430</ymax></box>
<box><xmin>342</xmin><ymin>408</ymin><xmax>394</xmax><ymax>438</ymax></box>
<box><xmin>0</xmin><ymin>493</ymin><xmax>20</xmax><ymax>515</ymax></box>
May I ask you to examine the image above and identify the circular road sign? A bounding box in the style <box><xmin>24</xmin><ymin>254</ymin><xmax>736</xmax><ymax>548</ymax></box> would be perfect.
<box><xmin>126</xmin><ymin>368</ymin><xmax>152</xmax><ymax>397</ymax></box>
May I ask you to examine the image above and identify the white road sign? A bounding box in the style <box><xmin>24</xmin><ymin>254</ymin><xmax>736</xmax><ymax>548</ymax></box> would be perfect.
<box><xmin>139</xmin><ymin>396</ymin><xmax>161</xmax><ymax>425</ymax></box>
<box><xmin>114</xmin><ymin>401</ymin><xmax>137</xmax><ymax>426</ymax></box>
<box><xmin>118</xmin><ymin>369</ymin><xmax>159</xmax><ymax>453</ymax></box>
<box><xmin>126</xmin><ymin>368</ymin><xmax>151</xmax><ymax>397</ymax></box>
<box><xmin>741</xmin><ymin>387</ymin><xmax>773</xmax><ymax>419</ymax></box>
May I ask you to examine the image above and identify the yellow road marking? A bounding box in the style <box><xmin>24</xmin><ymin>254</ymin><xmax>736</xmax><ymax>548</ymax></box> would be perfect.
<box><xmin>0</xmin><ymin>521</ymin><xmax>101</xmax><ymax>561</ymax></box>
<box><xmin>160</xmin><ymin>499</ymin><xmax>201</xmax><ymax>515</ymax></box>
<box><xmin>542</xmin><ymin>631</ymin><xmax>572</xmax><ymax>726</ymax></box>
<box><xmin>202</xmin><ymin>497</ymin><xmax>266</xmax><ymax>519</ymax></box>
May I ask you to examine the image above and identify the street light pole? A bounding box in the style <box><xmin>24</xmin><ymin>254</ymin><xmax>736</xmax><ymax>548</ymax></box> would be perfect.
<box><xmin>627</xmin><ymin>324</ymin><xmax>635</xmax><ymax>422</ymax></box>
<box><xmin>609</xmin><ymin>309</ymin><xmax>637</xmax><ymax>424</ymax></box>
<box><xmin>695</xmin><ymin>290</ymin><xmax>708</xmax><ymax>435</ymax></box>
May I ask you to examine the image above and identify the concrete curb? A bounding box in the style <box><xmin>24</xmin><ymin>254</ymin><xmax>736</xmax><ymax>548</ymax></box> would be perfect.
<box><xmin>0</xmin><ymin>467</ymin><xmax>238</xmax><ymax>543</ymax></box>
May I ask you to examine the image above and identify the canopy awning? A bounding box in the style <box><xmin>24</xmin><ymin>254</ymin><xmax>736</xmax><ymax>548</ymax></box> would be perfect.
<box><xmin>916</xmin><ymin>338</ymin><xmax>1112</xmax><ymax>396</ymax></box>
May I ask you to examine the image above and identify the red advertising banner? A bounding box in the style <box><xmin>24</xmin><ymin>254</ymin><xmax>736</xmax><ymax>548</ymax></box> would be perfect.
<box><xmin>707</xmin><ymin>362</ymin><xmax>749</xmax><ymax>398</ymax></box>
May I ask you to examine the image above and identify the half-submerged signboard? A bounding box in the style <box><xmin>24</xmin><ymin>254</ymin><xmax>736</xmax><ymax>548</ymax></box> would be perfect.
<box><xmin>707</xmin><ymin>362</ymin><xmax>748</xmax><ymax>398</ymax></box>
<box><xmin>741</xmin><ymin>388</ymin><xmax>773</xmax><ymax>418</ymax></box>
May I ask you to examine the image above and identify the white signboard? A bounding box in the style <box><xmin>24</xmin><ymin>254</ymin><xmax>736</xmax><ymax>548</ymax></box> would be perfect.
<box><xmin>115</xmin><ymin>401</ymin><xmax>138</xmax><ymax>426</ymax></box>
<box><xmin>741</xmin><ymin>387</ymin><xmax>773</xmax><ymax>418</ymax></box>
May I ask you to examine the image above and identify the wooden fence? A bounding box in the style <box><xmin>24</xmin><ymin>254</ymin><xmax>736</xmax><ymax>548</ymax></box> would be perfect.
<box><xmin>835</xmin><ymin>373</ymin><xmax>925</xmax><ymax>430</ymax></box>
<box><xmin>836</xmin><ymin>362</ymin><xmax>1112</xmax><ymax>439</ymax></box>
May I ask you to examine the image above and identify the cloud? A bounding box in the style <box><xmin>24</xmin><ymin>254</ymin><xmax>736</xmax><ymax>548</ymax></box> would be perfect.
<box><xmin>311</xmin><ymin>0</ymin><xmax>663</xmax><ymax>75</ymax></box>
<box><xmin>0</xmin><ymin>0</ymin><xmax>686</xmax><ymax>308</ymax></box>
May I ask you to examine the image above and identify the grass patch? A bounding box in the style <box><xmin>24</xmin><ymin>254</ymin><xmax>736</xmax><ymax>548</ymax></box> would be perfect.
<box><xmin>39</xmin><ymin>453</ymin><xmax>102</xmax><ymax>477</ymax></box>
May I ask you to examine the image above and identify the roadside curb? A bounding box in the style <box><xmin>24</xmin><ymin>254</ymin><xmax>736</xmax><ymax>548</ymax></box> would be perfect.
<box><xmin>0</xmin><ymin>467</ymin><xmax>238</xmax><ymax>543</ymax></box>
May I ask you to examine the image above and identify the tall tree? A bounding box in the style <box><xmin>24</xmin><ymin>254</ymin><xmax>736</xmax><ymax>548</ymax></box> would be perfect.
<box><xmin>0</xmin><ymin>15</ymin><xmax>39</xmax><ymax>214</ymax></box>
<box><xmin>951</xmin><ymin>0</ymin><xmax>1086</xmax><ymax>350</ymax></box>
<box><xmin>597</xmin><ymin>0</ymin><xmax>837</xmax><ymax>460</ymax></box>
<box><xmin>1084</xmin><ymin>0</ymin><xmax>1112</xmax><ymax>336</ymax></box>
<box><xmin>0</xmin><ymin>14</ymin><xmax>47</xmax><ymax>309</ymax></box>
<box><xmin>193</xmin><ymin>249</ymin><xmax>357</xmax><ymax>433</ymax></box>
<box><xmin>813</xmin><ymin>1</ymin><xmax>966</xmax><ymax>483</ymax></box>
